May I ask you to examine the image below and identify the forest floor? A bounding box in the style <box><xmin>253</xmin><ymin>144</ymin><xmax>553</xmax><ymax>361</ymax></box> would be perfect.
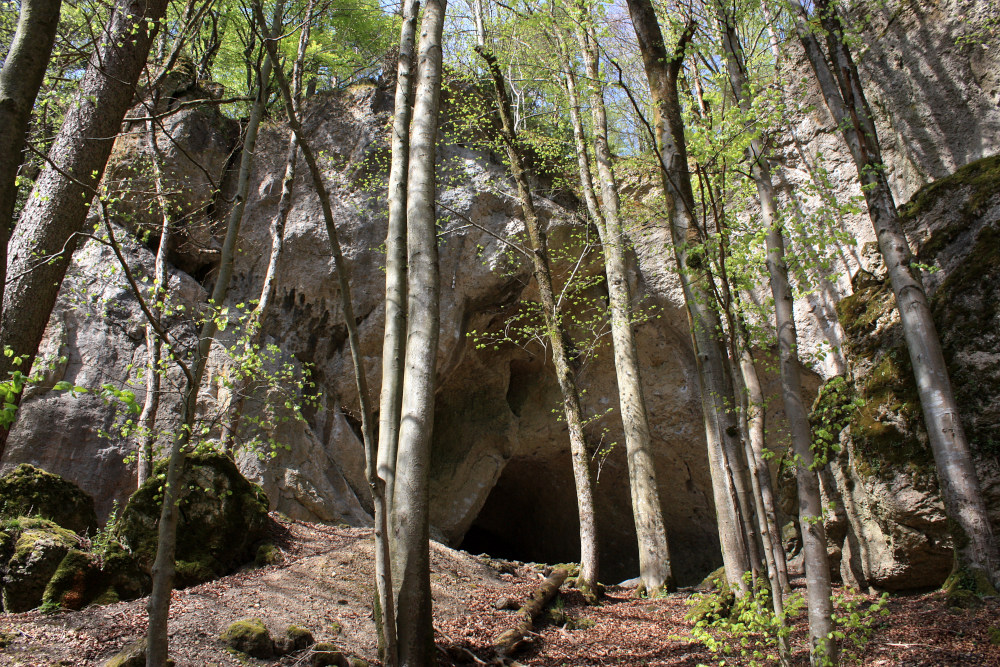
<box><xmin>0</xmin><ymin>517</ymin><xmax>999</xmax><ymax>666</ymax></box>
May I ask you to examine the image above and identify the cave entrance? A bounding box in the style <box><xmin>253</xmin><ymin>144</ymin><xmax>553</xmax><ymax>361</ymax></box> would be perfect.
<box><xmin>459</xmin><ymin>455</ymin><xmax>583</xmax><ymax>566</ymax></box>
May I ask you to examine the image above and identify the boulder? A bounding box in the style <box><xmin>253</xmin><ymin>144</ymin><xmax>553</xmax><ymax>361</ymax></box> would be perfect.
<box><xmin>0</xmin><ymin>464</ymin><xmax>98</xmax><ymax>535</ymax></box>
<box><xmin>116</xmin><ymin>452</ymin><xmax>270</xmax><ymax>587</ymax></box>
<box><xmin>220</xmin><ymin>618</ymin><xmax>273</xmax><ymax>658</ymax></box>
<box><xmin>103</xmin><ymin>638</ymin><xmax>175</xmax><ymax>667</ymax></box>
<box><xmin>1</xmin><ymin>517</ymin><xmax>79</xmax><ymax>612</ymax></box>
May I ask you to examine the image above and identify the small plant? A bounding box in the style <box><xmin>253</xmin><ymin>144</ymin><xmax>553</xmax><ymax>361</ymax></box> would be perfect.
<box><xmin>687</xmin><ymin>574</ymin><xmax>798</xmax><ymax>666</ymax></box>
<box><xmin>91</xmin><ymin>500</ymin><xmax>122</xmax><ymax>561</ymax></box>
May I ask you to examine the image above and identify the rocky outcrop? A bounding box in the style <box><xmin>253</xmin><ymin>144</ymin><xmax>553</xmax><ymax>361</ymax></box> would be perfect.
<box><xmin>815</xmin><ymin>155</ymin><xmax>1000</xmax><ymax>590</ymax></box>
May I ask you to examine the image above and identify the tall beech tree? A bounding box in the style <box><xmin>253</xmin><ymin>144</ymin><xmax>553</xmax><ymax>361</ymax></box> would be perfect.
<box><xmin>714</xmin><ymin>3</ymin><xmax>827</xmax><ymax>660</ymax></box>
<box><xmin>248</xmin><ymin>1</ymin><xmax>399</xmax><ymax>661</ymax></box>
<box><xmin>624</xmin><ymin>0</ymin><xmax>753</xmax><ymax>592</ymax></box>
<box><xmin>0</xmin><ymin>0</ymin><xmax>169</xmax><ymax>458</ymax></box>
<box><xmin>391</xmin><ymin>0</ymin><xmax>447</xmax><ymax>662</ymax></box>
<box><xmin>792</xmin><ymin>0</ymin><xmax>1000</xmax><ymax>593</ymax></box>
<box><xmin>0</xmin><ymin>0</ymin><xmax>62</xmax><ymax>310</ymax></box>
<box><xmin>477</xmin><ymin>38</ymin><xmax>602</xmax><ymax>597</ymax></box>
<box><xmin>560</xmin><ymin>12</ymin><xmax>674</xmax><ymax>594</ymax></box>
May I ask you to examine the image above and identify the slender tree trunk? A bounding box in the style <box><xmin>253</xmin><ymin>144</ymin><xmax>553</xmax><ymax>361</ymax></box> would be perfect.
<box><xmin>221</xmin><ymin>0</ymin><xmax>313</xmax><ymax>454</ymax></box>
<box><xmin>374</xmin><ymin>4</ymin><xmax>419</xmax><ymax>663</ymax></box>
<box><xmin>0</xmin><ymin>0</ymin><xmax>62</xmax><ymax>310</ymax></box>
<box><xmin>716</xmin><ymin>9</ymin><xmax>830</xmax><ymax>659</ymax></box>
<box><xmin>146</xmin><ymin>7</ymin><xmax>279</xmax><ymax>662</ymax></box>
<box><xmin>249</xmin><ymin>1</ymin><xmax>399</xmax><ymax>661</ymax></box>
<box><xmin>478</xmin><ymin>44</ymin><xmax>601</xmax><ymax>596</ymax></box>
<box><xmin>0</xmin><ymin>0</ymin><xmax>169</xmax><ymax>459</ymax></box>
<box><xmin>793</xmin><ymin>0</ymin><xmax>1000</xmax><ymax>593</ymax></box>
<box><xmin>392</xmin><ymin>0</ymin><xmax>446</xmax><ymax>662</ymax></box>
<box><xmin>570</xmin><ymin>23</ymin><xmax>673</xmax><ymax>594</ymax></box>
<box><xmin>624</xmin><ymin>0</ymin><xmax>752</xmax><ymax>592</ymax></box>
<box><xmin>136</xmin><ymin>114</ymin><xmax>173</xmax><ymax>488</ymax></box>
<box><xmin>379</xmin><ymin>0</ymin><xmax>419</xmax><ymax>526</ymax></box>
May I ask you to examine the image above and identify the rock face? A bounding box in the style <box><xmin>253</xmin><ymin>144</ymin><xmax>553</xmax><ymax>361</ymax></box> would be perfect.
<box><xmin>116</xmin><ymin>453</ymin><xmax>271</xmax><ymax>587</ymax></box>
<box><xmin>0</xmin><ymin>464</ymin><xmax>98</xmax><ymax>535</ymax></box>
<box><xmin>0</xmin><ymin>0</ymin><xmax>997</xmax><ymax>589</ymax></box>
<box><xmin>814</xmin><ymin>156</ymin><xmax>1000</xmax><ymax>590</ymax></box>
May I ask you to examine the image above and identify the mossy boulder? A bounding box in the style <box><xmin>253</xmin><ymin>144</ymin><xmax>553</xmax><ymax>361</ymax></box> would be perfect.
<box><xmin>103</xmin><ymin>638</ymin><xmax>175</xmax><ymax>667</ymax></box>
<box><xmin>116</xmin><ymin>452</ymin><xmax>270</xmax><ymax>587</ymax></box>
<box><xmin>220</xmin><ymin>617</ymin><xmax>274</xmax><ymax>658</ymax></box>
<box><xmin>0</xmin><ymin>465</ymin><xmax>98</xmax><ymax>536</ymax></box>
<box><xmin>275</xmin><ymin>624</ymin><xmax>314</xmax><ymax>654</ymax></box>
<box><xmin>1</xmin><ymin>517</ymin><xmax>79</xmax><ymax>612</ymax></box>
<box><xmin>42</xmin><ymin>548</ymin><xmax>105</xmax><ymax>611</ymax></box>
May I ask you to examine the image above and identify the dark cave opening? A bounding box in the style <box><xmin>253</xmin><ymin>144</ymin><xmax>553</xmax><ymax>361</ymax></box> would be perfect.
<box><xmin>458</xmin><ymin>456</ymin><xmax>583</xmax><ymax>567</ymax></box>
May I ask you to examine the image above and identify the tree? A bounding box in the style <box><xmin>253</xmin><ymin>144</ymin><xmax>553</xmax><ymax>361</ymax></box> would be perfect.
<box><xmin>391</xmin><ymin>0</ymin><xmax>448</xmax><ymax>662</ymax></box>
<box><xmin>714</xmin><ymin>2</ymin><xmax>829</xmax><ymax>660</ymax></box>
<box><xmin>558</xmin><ymin>9</ymin><xmax>674</xmax><ymax>594</ymax></box>
<box><xmin>624</xmin><ymin>0</ymin><xmax>753</xmax><ymax>592</ymax></box>
<box><xmin>144</xmin><ymin>4</ymin><xmax>280</xmax><ymax>660</ymax></box>
<box><xmin>0</xmin><ymin>0</ymin><xmax>170</xmax><ymax>458</ymax></box>
<box><xmin>375</xmin><ymin>0</ymin><xmax>420</xmax><ymax>662</ymax></box>
<box><xmin>0</xmin><ymin>0</ymin><xmax>62</xmax><ymax>311</ymax></box>
<box><xmin>792</xmin><ymin>0</ymin><xmax>1000</xmax><ymax>594</ymax></box>
<box><xmin>476</xmin><ymin>36</ymin><xmax>602</xmax><ymax>596</ymax></box>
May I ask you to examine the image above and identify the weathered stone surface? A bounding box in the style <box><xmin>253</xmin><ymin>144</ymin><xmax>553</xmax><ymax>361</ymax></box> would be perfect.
<box><xmin>1</xmin><ymin>517</ymin><xmax>78</xmax><ymax>612</ymax></box>
<box><xmin>813</xmin><ymin>156</ymin><xmax>1000</xmax><ymax>590</ymax></box>
<box><xmin>0</xmin><ymin>464</ymin><xmax>98</xmax><ymax>535</ymax></box>
<box><xmin>116</xmin><ymin>453</ymin><xmax>270</xmax><ymax>587</ymax></box>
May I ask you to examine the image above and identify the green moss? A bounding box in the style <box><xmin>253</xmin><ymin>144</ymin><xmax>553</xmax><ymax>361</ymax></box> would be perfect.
<box><xmin>255</xmin><ymin>543</ymin><xmax>283</xmax><ymax>567</ymax></box>
<box><xmin>283</xmin><ymin>624</ymin><xmax>314</xmax><ymax>651</ymax></box>
<box><xmin>310</xmin><ymin>642</ymin><xmax>345</xmax><ymax>666</ymax></box>
<box><xmin>697</xmin><ymin>566</ymin><xmax>728</xmax><ymax>592</ymax></box>
<box><xmin>174</xmin><ymin>560</ymin><xmax>215</xmax><ymax>588</ymax></box>
<box><xmin>988</xmin><ymin>627</ymin><xmax>1000</xmax><ymax>646</ymax></box>
<box><xmin>0</xmin><ymin>465</ymin><xmax>98</xmax><ymax>535</ymax></box>
<box><xmin>42</xmin><ymin>549</ymin><xmax>102</xmax><ymax>610</ymax></box>
<box><xmin>116</xmin><ymin>452</ymin><xmax>270</xmax><ymax>587</ymax></box>
<box><xmin>220</xmin><ymin>618</ymin><xmax>273</xmax><ymax>659</ymax></box>
<box><xmin>900</xmin><ymin>153</ymin><xmax>1000</xmax><ymax>233</ymax></box>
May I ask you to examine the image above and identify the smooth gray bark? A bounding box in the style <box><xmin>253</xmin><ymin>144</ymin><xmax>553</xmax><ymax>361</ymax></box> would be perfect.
<box><xmin>624</xmin><ymin>0</ymin><xmax>752</xmax><ymax>592</ymax></box>
<box><xmin>0</xmin><ymin>0</ymin><xmax>62</xmax><ymax>311</ymax></box>
<box><xmin>375</xmin><ymin>3</ymin><xmax>418</xmax><ymax>662</ymax></box>
<box><xmin>392</xmin><ymin>0</ymin><xmax>446</xmax><ymax>663</ymax></box>
<box><xmin>136</xmin><ymin>115</ymin><xmax>173</xmax><ymax>488</ymax></box>
<box><xmin>0</xmin><ymin>0</ymin><xmax>169</xmax><ymax>458</ymax></box>
<box><xmin>478</xmin><ymin>43</ymin><xmax>601</xmax><ymax>595</ymax></box>
<box><xmin>572</xmin><ymin>23</ymin><xmax>673</xmax><ymax>594</ymax></box>
<box><xmin>145</xmin><ymin>6</ymin><xmax>278</xmax><ymax>661</ymax></box>
<box><xmin>794</xmin><ymin>0</ymin><xmax>999</xmax><ymax>595</ymax></box>
<box><xmin>379</xmin><ymin>0</ymin><xmax>419</xmax><ymax>525</ymax></box>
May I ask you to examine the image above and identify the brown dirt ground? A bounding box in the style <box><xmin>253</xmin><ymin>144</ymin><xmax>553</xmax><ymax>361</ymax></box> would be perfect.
<box><xmin>1</xmin><ymin>516</ymin><xmax>999</xmax><ymax>666</ymax></box>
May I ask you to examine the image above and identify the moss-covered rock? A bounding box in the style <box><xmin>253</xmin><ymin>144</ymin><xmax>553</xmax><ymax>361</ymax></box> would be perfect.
<box><xmin>0</xmin><ymin>465</ymin><xmax>98</xmax><ymax>535</ymax></box>
<box><xmin>1</xmin><ymin>518</ymin><xmax>79</xmax><ymax>612</ymax></box>
<box><xmin>42</xmin><ymin>548</ymin><xmax>104</xmax><ymax>611</ymax></box>
<box><xmin>116</xmin><ymin>452</ymin><xmax>270</xmax><ymax>588</ymax></box>
<box><xmin>274</xmin><ymin>624</ymin><xmax>314</xmax><ymax>655</ymax></box>
<box><xmin>310</xmin><ymin>643</ymin><xmax>347</xmax><ymax>667</ymax></box>
<box><xmin>255</xmin><ymin>542</ymin><xmax>284</xmax><ymax>567</ymax></box>
<box><xmin>220</xmin><ymin>617</ymin><xmax>273</xmax><ymax>658</ymax></box>
<box><xmin>102</xmin><ymin>637</ymin><xmax>175</xmax><ymax>667</ymax></box>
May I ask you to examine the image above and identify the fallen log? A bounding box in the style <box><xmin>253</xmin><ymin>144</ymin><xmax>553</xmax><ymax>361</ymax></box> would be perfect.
<box><xmin>494</xmin><ymin>567</ymin><xmax>569</xmax><ymax>657</ymax></box>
